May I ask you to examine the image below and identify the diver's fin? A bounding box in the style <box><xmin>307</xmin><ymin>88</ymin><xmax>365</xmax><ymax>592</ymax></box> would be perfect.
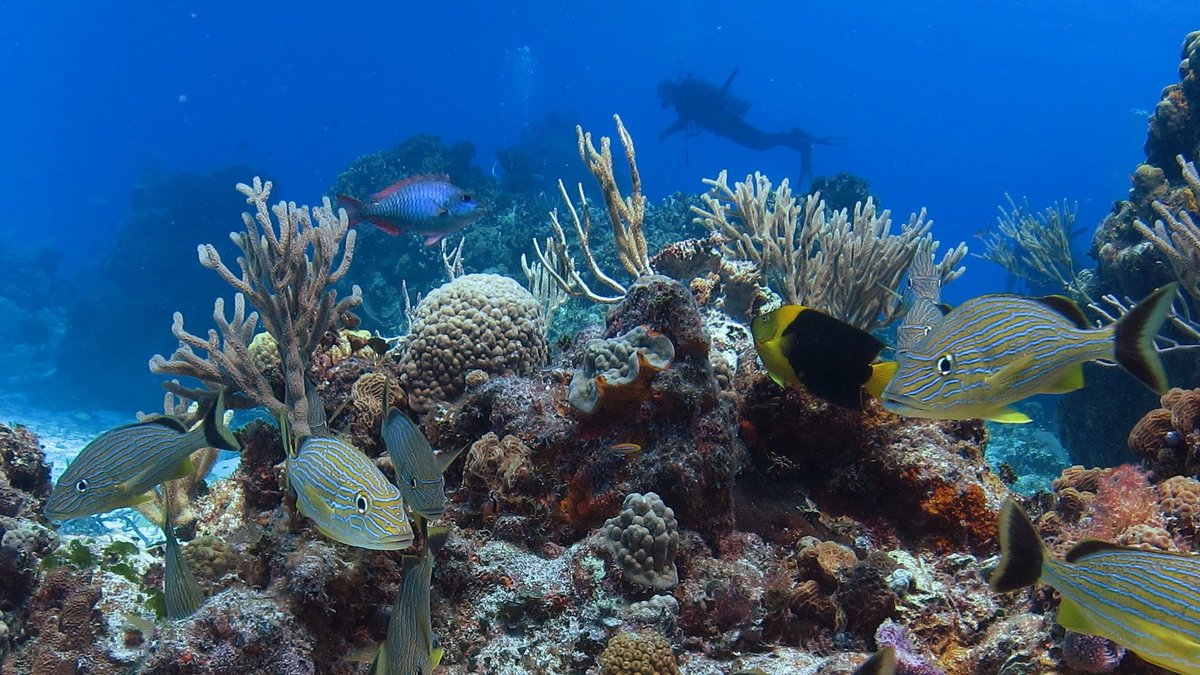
<box><xmin>865</xmin><ymin>361</ymin><xmax>898</xmax><ymax>399</ymax></box>
<box><xmin>1112</xmin><ymin>282</ymin><xmax>1177</xmax><ymax>394</ymax></box>
<box><xmin>986</xmin><ymin>408</ymin><xmax>1032</xmax><ymax>424</ymax></box>
<box><xmin>1040</xmin><ymin>364</ymin><xmax>1085</xmax><ymax>394</ymax></box>
<box><xmin>852</xmin><ymin>646</ymin><xmax>897</xmax><ymax>675</ymax></box>
<box><xmin>990</xmin><ymin>498</ymin><xmax>1046</xmax><ymax>592</ymax></box>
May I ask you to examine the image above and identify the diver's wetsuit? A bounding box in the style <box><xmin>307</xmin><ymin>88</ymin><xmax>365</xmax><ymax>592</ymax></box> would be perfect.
<box><xmin>658</xmin><ymin>70</ymin><xmax>844</xmax><ymax>185</ymax></box>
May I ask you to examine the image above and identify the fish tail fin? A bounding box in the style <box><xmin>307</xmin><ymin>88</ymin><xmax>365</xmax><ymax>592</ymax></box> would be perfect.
<box><xmin>1112</xmin><ymin>282</ymin><xmax>1178</xmax><ymax>394</ymax></box>
<box><xmin>864</xmin><ymin>360</ymin><xmax>898</xmax><ymax>399</ymax></box>
<box><xmin>989</xmin><ymin>497</ymin><xmax>1046</xmax><ymax>593</ymax></box>
<box><xmin>202</xmin><ymin>388</ymin><xmax>242</xmax><ymax>452</ymax></box>
<box><xmin>335</xmin><ymin>195</ymin><xmax>365</xmax><ymax>227</ymax></box>
<box><xmin>853</xmin><ymin>646</ymin><xmax>896</xmax><ymax>675</ymax></box>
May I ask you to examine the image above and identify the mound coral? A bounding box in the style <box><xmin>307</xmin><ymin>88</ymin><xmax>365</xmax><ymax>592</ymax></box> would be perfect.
<box><xmin>598</xmin><ymin>631</ymin><xmax>680</xmax><ymax>675</ymax></box>
<box><xmin>568</xmin><ymin>326</ymin><xmax>675</xmax><ymax>414</ymax></box>
<box><xmin>399</xmin><ymin>273</ymin><xmax>548</xmax><ymax>413</ymax></box>
<box><xmin>601</xmin><ymin>492</ymin><xmax>680</xmax><ymax>590</ymax></box>
<box><xmin>1129</xmin><ymin>387</ymin><xmax>1200</xmax><ymax>478</ymax></box>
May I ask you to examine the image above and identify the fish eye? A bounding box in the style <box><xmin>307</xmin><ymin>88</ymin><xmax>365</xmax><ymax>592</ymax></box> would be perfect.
<box><xmin>936</xmin><ymin>354</ymin><xmax>955</xmax><ymax>375</ymax></box>
<box><xmin>922</xmin><ymin>326</ymin><xmax>932</xmax><ymax>337</ymax></box>
<box><xmin>461</xmin><ymin>193</ymin><xmax>472</xmax><ymax>202</ymax></box>
<box><xmin>410</xmin><ymin>476</ymin><xmax>419</xmax><ymax>490</ymax></box>
<box><xmin>75</xmin><ymin>479</ymin><xmax>89</xmax><ymax>493</ymax></box>
<box><xmin>355</xmin><ymin>493</ymin><xmax>369</xmax><ymax>514</ymax></box>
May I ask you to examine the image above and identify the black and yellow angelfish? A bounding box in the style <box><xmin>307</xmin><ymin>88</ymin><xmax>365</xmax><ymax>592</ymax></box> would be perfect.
<box><xmin>751</xmin><ymin>305</ymin><xmax>897</xmax><ymax>411</ymax></box>
<box><xmin>992</xmin><ymin>498</ymin><xmax>1200</xmax><ymax>674</ymax></box>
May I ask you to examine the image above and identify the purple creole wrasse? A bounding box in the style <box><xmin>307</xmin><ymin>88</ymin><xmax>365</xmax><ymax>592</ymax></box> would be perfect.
<box><xmin>336</xmin><ymin>175</ymin><xmax>483</xmax><ymax>246</ymax></box>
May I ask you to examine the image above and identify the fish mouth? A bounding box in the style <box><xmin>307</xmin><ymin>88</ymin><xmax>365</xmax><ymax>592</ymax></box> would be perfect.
<box><xmin>880</xmin><ymin>392</ymin><xmax>933</xmax><ymax>418</ymax></box>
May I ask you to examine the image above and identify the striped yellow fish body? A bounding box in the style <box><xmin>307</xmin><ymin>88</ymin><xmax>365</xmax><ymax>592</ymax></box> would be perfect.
<box><xmin>381</xmin><ymin>407</ymin><xmax>461</xmax><ymax>519</ymax></box>
<box><xmin>286</xmin><ymin>435</ymin><xmax>414</xmax><ymax>550</ymax></box>
<box><xmin>751</xmin><ymin>305</ymin><xmax>896</xmax><ymax>411</ymax></box>
<box><xmin>375</xmin><ymin>526</ymin><xmax>450</xmax><ymax>675</ymax></box>
<box><xmin>853</xmin><ymin>646</ymin><xmax>896</xmax><ymax>675</ymax></box>
<box><xmin>162</xmin><ymin>505</ymin><xmax>204</xmax><ymax>619</ymax></box>
<box><xmin>992</xmin><ymin>498</ymin><xmax>1200</xmax><ymax>674</ymax></box>
<box><xmin>896</xmin><ymin>297</ymin><xmax>946</xmax><ymax>354</ymax></box>
<box><xmin>882</xmin><ymin>284</ymin><xmax>1177</xmax><ymax>423</ymax></box>
<box><xmin>45</xmin><ymin>390</ymin><xmax>241</xmax><ymax>519</ymax></box>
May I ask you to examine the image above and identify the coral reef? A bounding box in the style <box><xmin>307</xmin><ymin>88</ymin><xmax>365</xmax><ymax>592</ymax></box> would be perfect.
<box><xmin>600</xmin><ymin>492</ymin><xmax>679</xmax><ymax>590</ymax></box>
<box><xmin>399</xmin><ymin>273</ymin><xmax>549</xmax><ymax>413</ymax></box>
<box><xmin>568</xmin><ymin>326</ymin><xmax>675</xmax><ymax>414</ymax></box>
<box><xmin>598</xmin><ymin>630</ymin><xmax>680</xmax><ymax>675</ymax></box>
<box><xmin>1128</xmin><ymin>386</ymin><xmax>1200</xmax><ymax>478</ymax></box>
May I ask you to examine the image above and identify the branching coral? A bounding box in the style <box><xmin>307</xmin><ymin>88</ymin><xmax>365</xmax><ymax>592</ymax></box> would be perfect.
<box><xmin>692</xmin><ymin>171</ymin><xmax>965</xmax><ymax>331</ymax></box>
<box><xmin>981</xmin><ymin>195</ymin><xmax>1090</xmax><ymax>300</ymax></box>
<box><xmin>531</xmin><ymin>115</ymin><xmax>651</xmax><ymax>304</ymax></box>
<box><xmin>1134</xmin><ymin>155</ymin><xmax>1200</xmax><ymax>310</ymax></box>
<box><xmin>149</xmin><ymin>177</ymin><xmax>362</xmax><ymax>435</ymax></box>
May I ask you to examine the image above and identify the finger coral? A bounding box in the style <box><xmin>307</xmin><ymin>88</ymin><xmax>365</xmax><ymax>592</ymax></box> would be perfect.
<box><xmin>602</xmin><ymin>492</ymin><xmax>679</xmax><ymax>590</ymax></box>
<box><xmin>399</xmin><ymin>273</ymin><xmax>548</xmax><ymax>413</ymax></box>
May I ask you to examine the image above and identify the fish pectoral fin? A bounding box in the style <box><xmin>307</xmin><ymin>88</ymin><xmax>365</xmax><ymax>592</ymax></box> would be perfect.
<box><xmin>1055</xmin><ymin>597</ymin><xmax>1099</xmax><ymax>635</ymax></box>
<box><xmin>370</xmin><ymin>641</ymin><xmax>387</xmax><ymax>674</ymax></box>
<box><xmin>768</xmin><ymin>371</ymin><xmax>786</xmax><ymax>388</ymax></box>
<box><xmin>865</xmin><ymin>360</ymin><xmax>898</xmax><ymax>398</ymax></box>
<box><xmin>983</xmin><ymin>354</ymin><xmax>1037</xmax><ymax>391</ymax></box>
<box><xmin>301</xmin><ymin>483</ymin><xmax>334</xmax><ymax>519</ymax></box>
<box><xmin>432</xmin><ymin>644</ymin><xmax>444</xmax><ymax>668</ymax></box>
<box><xmin>170</xmin><ymin>456</ymin><xmax>195</xmax><ymax>481</ymax></box>
<box><xmin>986</xmin><ymin>408</ymin><xmax>1032</xmax><ymax>424</ymax></box>
<box><xmin>1041</xmin><ymin>364</ymin><xmax>1085</xmax><ymax>394</ymax></box>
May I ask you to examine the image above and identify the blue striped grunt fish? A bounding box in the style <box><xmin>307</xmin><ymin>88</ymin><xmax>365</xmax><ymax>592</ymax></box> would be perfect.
<box><xmin>336</xmin><ymin>175</ymin><xmax>483</xmax><ymax>246</ymax></box>
<box><xmin>285</xmin><ymin>433</ymin><xmax>415</xmax><ymax>551</ymax></box>
<box><xmin>991</xmin><ymin>498</ymin><xmax>1200</xmax><ymax>673</ymax></box>
<box><xmin>45</xmin><ymin>389</ymin><xmax>241</xmax><ymax>520</ymax></box>
<box><xmin>161</xmin><ymin>502</ymin><xmax>204</xmax><ymax>620</ymax></box>
<box><xmin>751</xmin><ymin>304</ymin><xmax>897</xmax><ymax>411</ymax></box>
<box><xmin>896</xmin><ymin>249</ymin><xmax>949</xmax><ymax>354</ymax></box>
<box><xmin>283</xmin><ymin>384</ymin><xmax>414</xmax><ymax>550</ymax></box>
<box><xmin>881</xmin><ymin>283</ymin><xmax>1178</xmax><ymax>423</ymax></box>
<box><xmin>381</xmin><ymin>406</ymin><xmax>463</xmax><ymax>520</ymax></box>
<box><xmin>374</xmin><ymin>523</ymin><xmax>449</xmax><ymax>675</ymax></box>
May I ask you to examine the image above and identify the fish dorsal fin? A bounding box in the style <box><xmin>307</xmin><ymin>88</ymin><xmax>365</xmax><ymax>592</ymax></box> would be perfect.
<box><xmin>1064</xmin><ymin>539</ymin><xmax>1126</xmax><ymax>563</ymax></box>
<box><xmin>140</xmin><ymin>415</ymin><xmax>190</xmax><ymax>433</ymax></box>
<box><xmin>1035</xmin><ymin>295</ymin><xmax>1091</xmax><ymax>329</ymax></box>
<box><xmin>370</xmin><ymin>174</ymin><xmax>451</xmax><ymax>201</ymax></box>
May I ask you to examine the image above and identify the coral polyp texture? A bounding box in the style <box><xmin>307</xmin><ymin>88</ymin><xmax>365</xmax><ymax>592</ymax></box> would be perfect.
<box><xmin>568</xmin><ymin>325</ymin><xmax>675</xmax><ymax>414</ymax></box>
<box><xmin>1128</xmin><ymin>387</ymin><xmax>1200</xmax><ymax>478</ymax></box>
<box><xmin>598</xmin><ymin>630</ymin><xmax>680</xmax><ymax>675</ymax></box>
<box><xmin>601</xmin><ymin>492</ymin><xmax>680</xmax><ymax>590</ymax></box>
<box><xmin>399</xmin><ymin>273</ymin><xmax>549</xmax><ymax>412</ymax></box>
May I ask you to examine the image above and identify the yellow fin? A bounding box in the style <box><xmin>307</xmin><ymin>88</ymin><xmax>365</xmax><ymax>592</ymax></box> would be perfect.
<box><xmin>865</xmin><ymin>360</ymin><xmax>898</xmax><ymax>399</ymax></box>
<box><xmin>1041</xmin><ymin>364</ymin><xmax>1085</xmax><ymax>394</ymax></box>
<box><xmin>170</xmin><ymin>457</ymin><xmax>195</xmax><ymax>481</ymax></box>
<box><xmin>986</xmin><ymin>408</ymin><xmax>1032</xmax><ymax>424</ymax></box>
<box><xmin>1056</xmin><ymin>596</ymin><xmax>1098</xmax><ymax>635</ymax></box>
<box><xmin>768</xmin><ymin>371</ymin><xmax>786</xmax><ymax>388</ymax></box>
<box><xmin>984</xmin><ymin>354</ymin><xmax>1037</xmax><ymax>391</ymax></box>
<box><xmin>301</xmin><ymin>483</ymin><xmax>334</xmax><ymax>518</ymax></box>
<box><xmin>432</xmin><ymin>645</ymin><xmax>444</xmax><ymax>668</ymax></box>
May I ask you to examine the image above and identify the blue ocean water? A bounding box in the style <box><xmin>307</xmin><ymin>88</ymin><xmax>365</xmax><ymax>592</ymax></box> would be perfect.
<box><xmin>0</xmin><ymin>1</ymin><xmax>1196</xmax><ymax>415</ymax></box>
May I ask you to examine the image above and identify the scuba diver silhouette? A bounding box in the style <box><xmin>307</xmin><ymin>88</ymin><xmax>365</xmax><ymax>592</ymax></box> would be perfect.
<box><xmin>658</xmin><ymin>68</ymin><xmax>845</xmax><ymax>185</ymax></box>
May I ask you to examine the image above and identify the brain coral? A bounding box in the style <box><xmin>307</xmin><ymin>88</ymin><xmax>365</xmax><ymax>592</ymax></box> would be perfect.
<box><xmin>601</xmin><ymin>492</ymin><xmax>679</xmax><ymax>590</ymax></box>
<box><xmin>399</xmin><ymin>274</ymin><xmax>548</xmax><ymax>413</ymax></box>
<box><xmin>598</xmin><ymin>631</ymin><xmax>680</xmax><ymax>675</ymax></box>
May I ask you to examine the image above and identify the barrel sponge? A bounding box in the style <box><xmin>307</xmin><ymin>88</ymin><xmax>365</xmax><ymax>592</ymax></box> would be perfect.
<box><xmin>399</xmin><ymin>274</ymin><xmax>548</xmax><ymax>413</ymax></box>
<box><xmin>601</xmin><ymin>492</ymin><xmax>679</xmax><ymax>590</ymax></box>
<box><xmin>597</xmin><ymin>631</ymin><xmax>680</xmax><ymax>675</ymax></box>
<box><xmin>568</xmin><ymin>326</ymin><xmax>675</xmax><ymax>414</ymax></box>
